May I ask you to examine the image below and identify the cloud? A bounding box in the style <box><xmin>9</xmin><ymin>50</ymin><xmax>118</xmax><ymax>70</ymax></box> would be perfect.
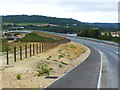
<box><xmin>57</xmin><ymin>2</ymin><xmax>117</xmax><ymax>12</ymax></box>
<box><xmin>0</xmin><ymin>0</ymin><xmax>118</xmax><ymax>23</ymax></box>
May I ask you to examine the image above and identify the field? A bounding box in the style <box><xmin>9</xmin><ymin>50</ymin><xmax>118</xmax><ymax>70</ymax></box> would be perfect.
<box><xmin>33</xmin><ymin>31</ymin><xmax>66</xmax><ymax>40</ymax></box>
<box><xmin>1</xmin><ymin>32</ymin><xmax>61</xmax><ymax>52</ymax></box>
<box><xmin>3</xmin><ymin>23</ymin><xmax>49</xmax><ymax>26</ymax></box>
<box><xmin>14</xmin><ymin>33</ymin><xmax>58</xmax><ymax>42</ymax></box>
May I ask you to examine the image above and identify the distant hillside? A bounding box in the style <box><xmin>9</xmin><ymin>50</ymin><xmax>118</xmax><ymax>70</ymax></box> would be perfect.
<box><xmin>89</xmin><ymin>23</ymin><xmax>118</xmax><ymax>28</ymax></box>
<box><xmin>2</xmin><ymin>15</ymin><xmax>118</xmax><ymax>32</ymax></box>
<box><xmin>2</xmin><ymin>15</ymin><xmax>82</xmax><ymax>26</ymax></box>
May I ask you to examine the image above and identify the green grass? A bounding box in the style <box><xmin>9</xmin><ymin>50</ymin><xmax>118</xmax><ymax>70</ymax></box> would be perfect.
<box><xmin>14</xmin><ymin>33</ymin><xmax>58</xmax><ymax>42</ymax></box>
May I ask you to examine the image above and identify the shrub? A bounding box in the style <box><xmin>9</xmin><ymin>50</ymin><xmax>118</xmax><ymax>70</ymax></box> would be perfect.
<box><xmin>37</xmin><ymin>70</ymin><xmax>44</xmax><ymax>76</ymax></box>
<box><xmin>16</xmin><ymin>74</ymin><xmax>21</xmax><ymax>80</ymax></box>
<box><xmin>36</xmin><ymin>64</ymin><xmax>53</xmax><ymax>75</ymax></box>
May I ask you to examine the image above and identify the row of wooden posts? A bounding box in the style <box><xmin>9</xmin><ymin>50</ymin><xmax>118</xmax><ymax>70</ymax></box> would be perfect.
<box><xmin>6</xmin><ymin>39</ymin><xmax>70</xmax><ymax>65</ymax></box>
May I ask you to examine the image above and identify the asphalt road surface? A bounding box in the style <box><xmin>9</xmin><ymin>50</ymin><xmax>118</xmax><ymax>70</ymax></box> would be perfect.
<box><xmin>67</xmin><ymin>36</ymin><xmax>119</xmax><ymax>88</ymax></box>
<box><xmin>45</xmin><ymin>38</ymin><xmax>101</xmax><ymax>89</ymax></box>
<box><xmin>45</xmin><ymin>36</ymin><xmax>119</xmax><ymax>89</ymax></box>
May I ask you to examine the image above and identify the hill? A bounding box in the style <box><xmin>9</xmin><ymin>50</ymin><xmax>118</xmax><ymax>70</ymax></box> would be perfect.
<box><xmin>2</xmin><ymin>15</ymin><xmax>118</xmax><ymax>33</ymax></box>
<box><xmin>89</xmin><ymin>23</ymin><xmax>118</xmax><ymax>28</ymax></box>
<box><xmin>2</xmin><ymin>15</ymin><xmax>82</xmax><ymax>26</ymax></box>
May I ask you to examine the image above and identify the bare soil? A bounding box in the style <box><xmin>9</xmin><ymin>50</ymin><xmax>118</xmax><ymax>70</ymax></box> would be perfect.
<box><xmin>1</xmin><ymin>41</ymin><xmax>90</xmax><ymax>88</ymax></box>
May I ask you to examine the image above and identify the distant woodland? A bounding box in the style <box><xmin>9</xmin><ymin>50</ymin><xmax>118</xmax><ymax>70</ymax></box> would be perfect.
<box><xmin>2</xmin><ymin>15</ymin><xmax>118</xmax><ymax>33</ymax></box>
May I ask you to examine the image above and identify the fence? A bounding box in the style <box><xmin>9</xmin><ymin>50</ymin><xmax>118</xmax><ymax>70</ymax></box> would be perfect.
<box><xmin>4</xmin><ymin>39</ymin><xmax>71</xmax><ymax>65</ymax></box>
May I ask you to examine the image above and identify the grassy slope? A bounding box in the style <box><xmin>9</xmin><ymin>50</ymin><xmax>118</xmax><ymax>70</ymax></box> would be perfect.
<box><xmin>14</xmin><ymin>33</ymin><xmax>58</xmax><ymax>42</ymax></box>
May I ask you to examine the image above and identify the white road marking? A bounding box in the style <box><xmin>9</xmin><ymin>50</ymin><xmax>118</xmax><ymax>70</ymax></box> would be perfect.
<box><xmin>92</xmin><ymin>47</ymin><xmax>103</xmax><ymax>89</ymax></box>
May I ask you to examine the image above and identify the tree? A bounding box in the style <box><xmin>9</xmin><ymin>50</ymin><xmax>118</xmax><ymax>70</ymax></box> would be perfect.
<box><xmin>77</xmin><ymin>28</ymin><xmax>101</xmax><ymax>38</ymax></box>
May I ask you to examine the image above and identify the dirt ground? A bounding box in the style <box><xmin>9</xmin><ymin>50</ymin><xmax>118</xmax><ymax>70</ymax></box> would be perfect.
<box><xmin>1</xmin><ymin>41</ymin><xmax>90</xmax><ymax>88</ymax></box>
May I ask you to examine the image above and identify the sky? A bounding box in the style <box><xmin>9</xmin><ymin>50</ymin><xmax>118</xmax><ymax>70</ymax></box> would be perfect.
<box><xmin>0</xmin><ymin>0</ymin><xmax>119</xmax><ymax>23</ymax></box>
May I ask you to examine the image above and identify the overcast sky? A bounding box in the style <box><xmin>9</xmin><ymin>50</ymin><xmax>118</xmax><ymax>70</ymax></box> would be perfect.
<box><xmin>0</xmin><ymin>0</ymin><xmax>119</xmax><ymax>23</ymax></box>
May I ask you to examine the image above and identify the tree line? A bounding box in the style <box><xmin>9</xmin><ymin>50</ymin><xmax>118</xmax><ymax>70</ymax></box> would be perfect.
<box><xmin>77</xmin><ymin>28</ymin><xmax>120</xmax><ymax>44</ymax></box>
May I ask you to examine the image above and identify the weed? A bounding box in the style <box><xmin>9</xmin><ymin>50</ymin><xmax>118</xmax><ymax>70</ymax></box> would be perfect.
<box><xmin>70</xmin><ymin>45</ymin><xmax>76</xmax><ymax>48</ymax></box>
<box><xmin>36</xmin><ymin>64</ymin><xmax>53</xmax><ymax>75</ymax></box>
<box><xmin>59</xmin><ymin>64</ymin><xmax>63</xmax><ymax>68</ymax></box>
<box><xmin>58</xmin><ymin>50</ymin><xmax>62</xmax><ymax>52</ymax></box>
<box><xmin>49</xmin><ymin>56</ymin><xmax>52</xmax><ymax>58</ymax></box>
<box><xmin>47</xmin><ymin>56</ymin><xmax>52</xmax><ymax>60</ymax></box>
<box><xmin>37</xmin><ymin>70</ymin><xmax>44</xmax><ymax>76</ymax></box>
<box><xmin>58</xmin><ymin>57</ymin><xmax>61</xmax><ymax>59</ymax></box>
<box><xmin>47</xmin><ymin>58</ymin><xmax>50</xmax><ymax>60</ymax></box>
<box><xmin>50</xmin><ymin>67</ymin><xmax>53</xmax><ymax>70</ymax></box>
<box><xmin>54</xmin><ymin>60</ymin><xmax>58</xmax><ymax>61</ymax></box>
<box><xmin>16</xmin><ymin>74</ymin><xmax>21</xmax><ymax>80</ymax></box>
<box><xmin>61</xmin><ymin>61</ymin><xmax>68</xmax><ymax>65</ymax></box>
<box><xmin>58</xmin><ymin>55</ymin><xmax>64</xmax><ymax>58</ymax></box>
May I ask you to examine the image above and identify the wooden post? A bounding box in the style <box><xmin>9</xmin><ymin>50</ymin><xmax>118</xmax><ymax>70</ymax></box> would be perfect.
<box><xmin>30</xmin><ymin>44</ymin><xmax>32</xmax><ymax>57</ymax></box>
<box><xmin>39</xmin><ymin>43</ymin><xmax>41</xmax><ymax>53</ymax></box>
<box><xmin>14</xmin><ymin>46</ymin><xmax>16</xmax><ymax>62</ymax></box>
<box><xmin>36</xmin><ymin>44</ymin><xmax>38</xmax><ymax>54</ymax></box>
<box><xmin>20</xmin><ymin>46</ymin><xmax>22</xmax><ymax>60</ymax></box>
<box><xmin>33</xmin><ymin>44</ymin><xmax>35</xmax><ymax>56</ymax></box>
<box><xmin>42</xmin><ymin>42</ymin><xmax>44</xmax><ymax>52</ymax></box>
<box><xmin>6</xmin><ymin>47</ymin><xmax>9</xmax><ymax>65</ymax></box>
<box><xmin>25</xmin><ymin>44</ymin><xmax>27</xmax><ymax>58</ymax></box>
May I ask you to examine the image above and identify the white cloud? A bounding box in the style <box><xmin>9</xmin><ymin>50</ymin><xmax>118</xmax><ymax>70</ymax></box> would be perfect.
<box><xmin>0</xmin><ymin>0</ymin><xmax>118</xmax><ymax>23</ymax></box>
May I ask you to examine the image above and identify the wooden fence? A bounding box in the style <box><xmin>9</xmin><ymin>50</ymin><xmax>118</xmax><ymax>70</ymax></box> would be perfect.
<box><xmin>4</xmin><ymin>39</ymin><xmax>71</xmax><ymax>65</ymax></box>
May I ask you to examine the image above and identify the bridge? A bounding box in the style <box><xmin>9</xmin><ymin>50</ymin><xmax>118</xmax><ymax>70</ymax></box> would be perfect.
<box><xmin>2</xmin><ymin>30</ymin><xmax>32</xmax><ymax>40</ymax></box>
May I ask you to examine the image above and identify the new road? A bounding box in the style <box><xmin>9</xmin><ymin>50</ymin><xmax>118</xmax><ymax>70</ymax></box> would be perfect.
<box><xmin>67</xmin><ymin>37</ymin><xmax>119</xmax><ymax>88</ymax></box>
<box><xmin>45</xmin><ymin>36</ymin><xmax>119</xmax><ymax>89</ymax></box>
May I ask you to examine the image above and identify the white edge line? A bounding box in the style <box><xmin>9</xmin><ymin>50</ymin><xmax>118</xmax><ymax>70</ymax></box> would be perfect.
<box><xmin>93</xmin><ymin>47</ymin><xmax>103</xmax><ymax>89</ymax></box>
<box><xmin>44</xmin><ymin>44</ymin><xmax>91</xmax><ymax>89</ymax></box>
<box><xmin>68</xmin><ymin>37</ymin><xmax>103</xmax><ymax>89</ymax></box>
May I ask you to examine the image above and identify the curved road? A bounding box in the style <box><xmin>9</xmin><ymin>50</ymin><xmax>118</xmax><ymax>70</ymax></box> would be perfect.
<box><xmin>67</xmin><ymin>36</ymin><xmax>119</xmax><ymax>88</ymax></box>
<box><xmin>45</xmin><ymin>46</ymin><xmax>101</xmax><ymax>89</ymax></box>
<box><xmin>45</xmin><ymin>36</ymin><xmax>119</xmax><ymax>89</ymax></box>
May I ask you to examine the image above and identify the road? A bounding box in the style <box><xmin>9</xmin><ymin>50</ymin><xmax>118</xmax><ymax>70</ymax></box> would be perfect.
<box><xmin>45</xmin><ymin>46</ymin><xmax>101</xmax><ymax>88</ymax></box>
<box><xmin>67</xmin><ymin>36</ymin><xmax>119</xmax><ymax>88</ymax></box>
<box><xmin>45</xmin><ymin>36</ymin><xmax>119</xmax><ymax>89</ymax></box>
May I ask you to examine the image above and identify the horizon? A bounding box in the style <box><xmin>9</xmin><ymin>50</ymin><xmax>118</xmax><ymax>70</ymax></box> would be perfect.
<box><xmin>2</xmin><ymin>14</ymin><xmax>118</xmax><ymax>23</ymax></box>
<box><xmin>0</xmin><ymin>0</ymin><xmax>118</xmax><ymax>23</ymax></box>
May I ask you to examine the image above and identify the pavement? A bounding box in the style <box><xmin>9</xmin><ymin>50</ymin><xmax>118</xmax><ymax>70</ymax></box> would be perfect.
<box><xmin>67</xmin><ymin>37</ymin><xmax>119</xmax><ymax>88</ymax></box>
<box><xmin>45</xmin><ymin>44</ymin><xmax>101</xmax><ymax>88</ymax></box>
<box><xmin>45</xmin><ymin>36</ymin><xmax>119</xmax><ymax>89</ymax></box>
